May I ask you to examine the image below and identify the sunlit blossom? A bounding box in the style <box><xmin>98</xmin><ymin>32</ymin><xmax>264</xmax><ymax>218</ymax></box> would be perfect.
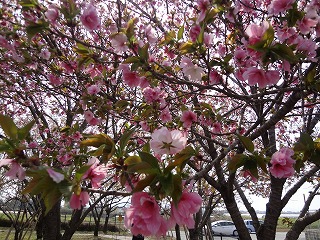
<box><xmin>80</xmin><ymin>4</ymin><xmax>101</xmax><ymax>31</ymax></box>
<box><xmin>150</xmin><ymin>127</ymin><xmax>187</xmax><ymax>155</ymax></box>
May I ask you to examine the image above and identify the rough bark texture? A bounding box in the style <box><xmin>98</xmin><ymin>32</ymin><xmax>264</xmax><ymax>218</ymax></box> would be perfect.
<box><xmin>61</xmin><ymin>209</ymin><xmax>83</xmax><ymax>240</ymax></box>
<box><xmin>42</xmin><ymin>199</ymin><xmax>62</xmax><ymax>240</ymax></box>
<box><xmin>175</xmin><ymin>224</ymin><xmax>181</xmax><ymax>240</ymax></box>
<box><xmin>285</xmin><ymin>210</ymin><xmax>320</xmax><ymax>240</ymax></box>
<box><xmin>189</xmin><ymin>228</ymin><xmax>201</xmax><ymax>240</ymax></box>
<box><xmin>256</xmin><ymin>177</ymin><xmax>285</xmax><ymax>240</ymax></box>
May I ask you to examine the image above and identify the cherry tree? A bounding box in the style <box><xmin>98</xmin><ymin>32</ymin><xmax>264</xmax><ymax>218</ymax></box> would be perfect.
<box><xmin>0</xmin><ymin>0</ymin><xmax>320</xmax><ymax>240</ymax></box>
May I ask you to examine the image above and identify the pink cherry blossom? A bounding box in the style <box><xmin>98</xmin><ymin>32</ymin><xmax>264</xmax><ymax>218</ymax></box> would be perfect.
<box><xmin>159</xmin><ymin>107</ymin><xmax>172</xmax><ymax>123</ymax></box>
<box><xmin>203</xmin><ymin>32</ymin><xmax>213</xmax><ymax>46</ymax></box>
<box><xmin>82</xmin><ymin>157</ymin><xmax>107</xmax><ymax>188</ymax></box>
<box><xmin>110</xmin><ymin>33</ymin><xmax>128</xmax><ymax>52</ymax></box>
<box><xmin>181</xmin><ymin>110</ymin><xmax>197</xmax><ymax>128</ymax></box>
<box><xmin>298</xmin><ymin>17</ymin><xmax>318</xmax><ymax>35</ymax></box>
<box><xmin>144</xmin><ymin>25</ymin><xmax>157</xmax><ymax>44</ymax></box>
<box><xmin>245</xmin><ymin>21</ymin><xmax>269</xmax><ymax>45</ymax></box>
<box><xmin>124</xmin><ymin>192</ymin><xmax>168</xmax><ymax>237</ymax></box>
<box><xmin>0</xmin><ymin>159</ymin><xmax>25</xmax><ymax>180</ymax></box>
<box><xmin>0</xmin><ymin>35</ymin><xmax>13</xmax><ymax>50</ymax></box>
<box><xmin>242</xmin><ymin>67</ymin><xmax>280</xmax><ymax>88</ymax></box>
<box><xmin>209</xmin><ymin>70</ymin><xmax>222</xmax><ymax>84</ymax></box>
<box><xmin>39</xmin><ymin>49</ymin><xmax>51</xmax><ymax>60</ymax></box>
<box><xmin>84</xmin><ymin>110</ymin><xmax>101</xmax><ymax>126</ymax></box>
<box><xmin>197</xmin><ymin>0</ymin><xmax>210</xmax><ymax>22</ymax></box>
<box><xmin>72</xmin><ymin>131</ymin><xmax>83</xmax><ymax>141</ymax></box>
<box><xmin>120</xmin><ymin>64</ymin><xmax>142</xmax><ymax>87</ymax></box>
<box><xmin>47</xmin><ymin>168</ymin><xmax>64</xmax><ymax>183</ymax></box>
<box><xmin>69</xmin><ymin>191</ymin><xmax>90</xmax><ymax>210</ymax></box>
<box><xmin>150</xmin><ymin>127</ymin><xmax>187</xmax><ymax>155</ymax></box>
<box><xmin>189</xmin><ymin>25</ymin><xmax>201</xmax><ymax>42</ymax></box>
<box><xmin>169</xmin><ymin>191</ymin><xmax>202</xmax><ymax>228</ymax></box>
<box><xmin>48</xmin><ymin>74</ymin><xmax>63</xmax><ymax>86</ymax></box>
<box><xmin>180</xmin><ymin>57</ymin><xmax>204</xmax><ymax>81</ymax></box>
<box><xmin>87</xmin><ymin>84</ymin><xmax>101</xmax><ymax>95</ymax></box>
<box><xmin>45</xmin><ymin>4</ymin><xmax>59</xmax><ymax>24</ymax></box>
<box><xmin>28</xmin><ymin>141</ymin><xmax>38</xmax><ymax>149</ymax></box>
<box><xmin>268</xmin><ymin>0</ymin><xmax>295</xmax><ymax>15</ymax></box>
<box><xmin>139</xmin><ymin>121</ymin><xmax>150</xmax><ymax>131</ymax></box>
<box><xmin>270</xmin><ymin>147</ymin><xmax>295</xmax><ymax>178</ymax></box>
<box><xmin>80</xmin><ymin>4</ymin><xmax>101</xmax><ymax>31</ymax></box>
<box><xmin>212</xmin><ymin>122</ymin><xmax>222</xmax><ymax>134</ymax></box>
<box><xmin>143</xmin><ymin>87</ymin><xmax>164</xmax><ymax>103</ymax></box>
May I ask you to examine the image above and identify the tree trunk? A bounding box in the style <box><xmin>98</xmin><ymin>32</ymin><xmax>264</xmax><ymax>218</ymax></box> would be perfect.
<box><xmin>218</xmin><ymin>176</ymin><xmax>251</xmax><ymax>240</ymax></box>
<box><xmin>103</xmin><ymin>208</ymin><xmax>111</xmax><ymax>233</ymax></box>
<box><xmin>285</xmin><ymin>210</ymin><xmax>320</xmax><ymax>240</ymax></box>
<box><xmin>189</xmin><ymin>228</ymin><xmax>201</xmax><ymax>240</ymax></box>
<box><xmin>256</xmin><ymin>177</ymin><xmax>285</xmax><ymax>240</ymax></box>
<box><xmin>42</xmin><ymin>199</ymin><xmax>62</xmax><ymax>240</ymax></box>
<box><xmin>61</xmin><ymin>209</ymin><xmax>83</xmax><ymax>240</ymax></box>
<box><xmin>175</xmin><ymin>224</ymin><xmax>181</xmax><ymax>240</ymax></box>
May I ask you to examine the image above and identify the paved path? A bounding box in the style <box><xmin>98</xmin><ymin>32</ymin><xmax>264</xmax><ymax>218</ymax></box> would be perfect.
<box><xmin>212</xmin><ymin>232</ymin><xmax>306</xmax><ymax>240</ymax></box>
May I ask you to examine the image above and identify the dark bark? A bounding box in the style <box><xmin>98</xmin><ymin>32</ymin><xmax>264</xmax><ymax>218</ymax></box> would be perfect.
<box><xmin>285</xmin><ymin>210</ymin><xmax>320</xmax><ymax>240</ymax></box>
<box><xmin>220</xmin><ymin>187</ymin><xmax>252</xmax><ymax>240</ymax></box>
<box><xmin>189</xmin><ymin>228</ymin><xmax>201</xmax><ymax>240</ymax></box>
<box><xmin>175</xmin><ymin>224</ymin><xmax>181</xmax><ymax>240</ymax></box>
<box><xmin>256</xmin><ymin>177</ymin><xmax>285</xmax><ymax>240</ymax></box>
<box><xmin>103</xmin><ymin>209</ymin><xmax>110</xmax><ymax>233</ymax></box>
<box><xmin>42</xmin><ymin>199</ymin><xmax>62</xmax><ymax>240</ymax></box>
<box><xmin>61</xmin><ymin>209</ymin><xmax>83</xmax><ymax>240</ymax></box>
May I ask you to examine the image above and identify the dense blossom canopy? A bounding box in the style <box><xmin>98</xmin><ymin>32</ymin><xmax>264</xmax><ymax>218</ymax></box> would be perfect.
<box><xmin>0</xmin><ymin>0</ymin><xmax>319</xmax><ymax>239</ymax></box>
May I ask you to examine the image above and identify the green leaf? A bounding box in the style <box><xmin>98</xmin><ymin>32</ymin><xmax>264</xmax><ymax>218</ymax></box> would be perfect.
<box><xmin>90</xmin><ymin>144</ymin><xmax>106</xmax><ymax>156</ymax></box>
<box><xmin>286</xmin><ymin>3</ymin><xmax>304</xmax><ymax>27</ymax></box>
<box><xmin>294</xmin><ymin>133</ymin><xmax>314</xmax><ymax>152</ymax></box>
<box><xmin>166</xmin><ymin>146</ymin><xmax>195</xmax><ymax>173</ymax></box>
<box><xmin>238</xmin><ymin>135</ymin><xmax>254</xmax><ymax>153</ymax></box>
<box><xmin>126</xmin><ymin>18</ymin><xmax>136</xmax><ymax>40</ymax></box>
<box><xmin>17</xmin><ymin>120</ymin><xmax>35</xmax><ymax>140</ymax></box>
<box><xmin>139</xmin><ymin>152</ymin><xmax>161</xmax><ymax>170</ymax></box>
<box><xmin>124</xmin><ymin>156</ymin><xmax>141</xmax><ymax>166</ymax></box>
<box><xmin>119</xmin><ymin>128</ymin><xmax>135</xmax><ymax>155</ymax></box>
<box><xmin>159</xmin><ymin>173</ymin><xmax>174</xmax><ymax>196</ymax></box>
<box><xmin>270</xmin><ymin>43</ymin><xmax>298</xmax><ymax>64</ymax></box>
<box><xmin>256</xmin><ymin>155</ymin><xmax>268</xmax><ymax>173</ymax></box>
<box><xmin>248</xmin><ymin>166</ymin><xmax>259</xmax><ymax>179</ymax></box>
<box><xmin>114</xmin><ymin>100</ymin><xmax>130</xmax><ymax>111</ymax></box>
<box><xmin>123</xmin><ymin>56</ymin><xmax>141</xmax><ymax>64</ymax></box>
<box><xmin>179</xmin><ymin>41</ymin><xmax>196</xmax><ymax>54</ymax></box>
<box><xmin>132</xmin><ymin>174</ymin><xmax>157</xmax><ymax>192</ymax></box>
<box><xmin>19</xmin><ymin>0</ymin><xmax>38</xmax><ymax>8</ymax></box>
<box><xmin>44</xmin><ymin>188</ymin><xmax>62</xmax><ymax>215</ymax></box>
<box><xmin>177</xmin><ymin>25</ymin><xmax>184</xmax><ymax>40</ymax></box>
<box><xmin>309</xmin><ymin>152</ymin><xmax>320</xmax><ymax>165</ymax></box>
<box><xmin>171</xmin><ymin>174</ymin><xmax>182</xmax><ymax>204</ymax></box>
<box><xmin>26</xmin><ymin>21</ymin><xmax>49</xmax><ymax>39</ymax></box>
<box><xmin>75</xmin><ymin>165</ymin><xmax>91</xmax><ymax>181</ymax></box>
<box><xmin>0</xmin><ymin>115</ymin><xmax>18</xmax><ymax>139</ymax></box>
<box><xmin>74</xmin><ymin>43</ymin><xmax>90</xmax><ymax>55</ymax></box>
<box><xmin>228</xmin><ymin>154</ymin><xmax>247</xmax><ymax>172</ymax></box>
<box><xmin>0</xmin><ymin>142</ymin><xmax>11</xmax><ymax>152</ymax></box>
<box><xmin>138</xmin><ymin>43</ymin><xmax>149</xmax><ymax>62</ymax></box>
<box><xmin>127</xmin><ymin>162</ymin><xmax>160</xmax><ymax>174</ymax></box>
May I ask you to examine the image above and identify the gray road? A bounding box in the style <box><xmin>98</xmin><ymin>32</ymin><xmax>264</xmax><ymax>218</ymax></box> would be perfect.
<box><xmin>212</xmin><ymin>232</ymin><xmax>306</xmax><ymax>240</ymax></box>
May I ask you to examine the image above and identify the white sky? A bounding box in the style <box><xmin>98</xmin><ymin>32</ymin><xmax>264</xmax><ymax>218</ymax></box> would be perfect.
<box><xmin>241</xmin><ymin>182</ymin><xmax>320</xmax><ymax>213</ymax></box>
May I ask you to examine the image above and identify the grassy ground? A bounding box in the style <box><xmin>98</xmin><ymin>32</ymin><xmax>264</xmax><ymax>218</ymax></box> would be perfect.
<box><xmin>0</xmin><ymin>229</ymin><xmax>116</xmax><ymax>240</ymax></box>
